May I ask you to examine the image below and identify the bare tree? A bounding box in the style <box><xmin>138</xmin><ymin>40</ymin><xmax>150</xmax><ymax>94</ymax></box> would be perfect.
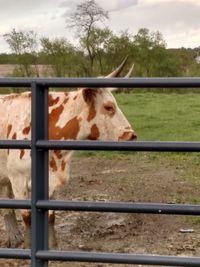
<box><xmin>66</xmin><ymin>0</ymin><xmax>109</xmax><ymax>74</ymax></box>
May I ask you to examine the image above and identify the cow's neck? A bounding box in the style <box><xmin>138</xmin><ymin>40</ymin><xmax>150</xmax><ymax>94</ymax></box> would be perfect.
<box><xmin>48</xmin><ymin>91</ymin><xmax>91</xmax><ymax>141</ymax></box>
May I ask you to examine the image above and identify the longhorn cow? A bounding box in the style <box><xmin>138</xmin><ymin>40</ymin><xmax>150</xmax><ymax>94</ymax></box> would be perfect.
<box><xmin>0</xmin><ymin>58</ymin><xmax>137</xmax><ymax>248</ymax></box>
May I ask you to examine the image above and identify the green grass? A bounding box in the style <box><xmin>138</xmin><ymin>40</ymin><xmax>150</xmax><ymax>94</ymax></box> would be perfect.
<box><xmin>115</xmin><ymin>92</ymin><xmax>200</xmax><ymax>141</ymax></box>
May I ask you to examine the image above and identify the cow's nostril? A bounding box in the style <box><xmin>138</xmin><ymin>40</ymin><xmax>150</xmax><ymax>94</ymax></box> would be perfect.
<box><xmin>130</xmin><ymin>132</ymin><xmax>137</xmax><ymax>141</ymax></box>
<box><xmin>118</xmin><ymin>131</ymin><xmax>137</xmax><ymax>141</ymax></box>
<box><xmin>132</xmin><ymin>133</ymin><xmax>137</xmax><ymax>140</ymax></box>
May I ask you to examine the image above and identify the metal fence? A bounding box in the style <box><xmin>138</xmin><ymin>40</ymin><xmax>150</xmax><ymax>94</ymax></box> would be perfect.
<box><xmin>1</xmin><ymin>77</ymin><xmax>200</xmax><ymax>267</ymax></box>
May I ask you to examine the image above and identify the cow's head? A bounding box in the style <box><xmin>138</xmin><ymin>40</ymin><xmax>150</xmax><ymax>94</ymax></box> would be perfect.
<box><xmin>78</xmin><ymin>57</ymin><xmax>137</xmax><ymax>141</ymax></box>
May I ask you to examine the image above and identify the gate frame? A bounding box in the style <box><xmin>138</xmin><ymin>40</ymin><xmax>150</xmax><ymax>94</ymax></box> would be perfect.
<box><xmin>1</xmin><ymin>77</ymin><xmax>200</xmax><ymax>266</ymax></box>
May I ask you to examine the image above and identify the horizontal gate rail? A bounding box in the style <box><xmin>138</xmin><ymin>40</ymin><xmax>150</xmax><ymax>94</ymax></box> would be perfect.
<box><xmin>36</xmin><ymin>251</ymin><xmax>200</xmax><ymax>266</ymax></box>
<box><xmin>1</xmin><ymin>77</ymin><xmax>200</xmax><ymax>88</ymax></box>
<box><xmin>2</xmin><ymin>140</ymin><xmax>200</xmax><ymax>151</ymax></box>
<box><xmin>36</xmin><ymin>200</ymin><xmax>200</xmax><ymax>215</ymax></box>
<box><xmin>1</xmin><ymin>249</ymin><xmax>200</xmax><ymax>266</ymax></box>
<box><xmin>0</xmin><ymin>199</ymin><xmax>31</xmax><ymax>209</ymax></box>
<box><xmin>0</xmin><ymin>248</ymin><xmax>30</xmax><ymax>259</ymax></box>
<box><xmin>36</xmin><ymin>140</ymin><xmax>200</xmax><ymax>152</ymax></box>
<box><xmin>1</xmin><ymin>199</ymin><xmax>200</xmax><ymax>215</ymax></box>
<box><xmin>0</xmin><ymin>140</ymin><xmax>31</xmax><ymax>149</ymax></box>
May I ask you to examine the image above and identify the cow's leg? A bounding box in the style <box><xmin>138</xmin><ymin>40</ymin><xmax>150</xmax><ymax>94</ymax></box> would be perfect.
<box><xmin>22</xmin><ymin>210</ymin><xmax>57</xmax><ymax>249</ymax></box>
<box><xmin>4</xmin><ymin>210</ymin><xmax>23</xmax><ymax>248</ymax></box>
<box><xmin>7</xmin><ymin>150</ymin><xmax>31</xmax><ymax>247</ymax></box>
<box><xmin>49</xmin><ymin>210</ymin><xmax>57</xmax><ymax>249</ymax></box>
<box><xmin>0</xmin><ymin>176</ymin><xmax>23</xmax><ymax>247</ymax></box>
<box><xmin>22</xmin><ymin>210</ymin><xmax>31</xmax><ymax>248</ymax></box>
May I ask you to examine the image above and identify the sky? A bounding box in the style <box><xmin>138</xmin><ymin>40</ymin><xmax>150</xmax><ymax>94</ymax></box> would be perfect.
<box><xmin>0</xmin><ymin>0</ymin><xmax>200</xmax><ymax>53</ymax></box>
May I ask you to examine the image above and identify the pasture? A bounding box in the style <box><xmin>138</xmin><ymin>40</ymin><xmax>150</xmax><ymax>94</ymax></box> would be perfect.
<box><xmin>1</xmin><ymin>90</ymin><xmax>200</xmax><ymax>267</ymax></box>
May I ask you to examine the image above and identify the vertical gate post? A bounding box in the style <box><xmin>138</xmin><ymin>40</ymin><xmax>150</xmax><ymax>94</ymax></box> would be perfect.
<box><xmin>31</xmin><ymin>82</ymin><xmax>49</xmax><ymax>267</ymax></box>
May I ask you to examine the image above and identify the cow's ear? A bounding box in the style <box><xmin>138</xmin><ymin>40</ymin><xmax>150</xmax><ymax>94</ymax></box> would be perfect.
<box><xmin>82</xmin><ymin>88</ymin><xmax>97</xmax><ymax>103</ymax></box>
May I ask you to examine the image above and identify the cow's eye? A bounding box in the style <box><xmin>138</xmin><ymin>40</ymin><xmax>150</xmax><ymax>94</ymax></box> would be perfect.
<box><xmin>104</xmin><ymin>104</ymin><xmax>115</xmax><ymax>115</ymax></box>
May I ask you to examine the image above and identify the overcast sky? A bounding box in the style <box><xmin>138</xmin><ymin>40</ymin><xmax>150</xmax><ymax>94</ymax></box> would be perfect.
<box><xmin>0</xmin><ymin>0</ymin><xmax>200</xmax><ymax>53</ymax></box>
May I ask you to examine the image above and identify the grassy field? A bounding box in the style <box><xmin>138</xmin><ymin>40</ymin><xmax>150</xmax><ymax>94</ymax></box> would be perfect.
<box><xmin>115</xmin><ymin>91</ymin><xmax>200</xmax><ymax>141</ymax></box>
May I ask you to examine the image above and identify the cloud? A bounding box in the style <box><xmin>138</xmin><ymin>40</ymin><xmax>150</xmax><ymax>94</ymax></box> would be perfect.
<box><xmin>60</xmin><ymin>0</ymin><xmax>138</xmax><ymax>15</ymax></box>
<box><xmin>99</xmin><ymin>0</ymin><xmax>138</xmax><ymax>12</ymax></box>
<box><xmin>0</xmin><ymin>0</ymin><xmax>64</xmax><ymax>34</ymax></box>
<box><xmin>106</xmin><ymin>0</ymin><xmax>200</xmax><ymax>47</ymax></box>
<box><xmin>1</xmin><ymin>0</ymin><xmax>200</xmax><ymax>51</ymax></box>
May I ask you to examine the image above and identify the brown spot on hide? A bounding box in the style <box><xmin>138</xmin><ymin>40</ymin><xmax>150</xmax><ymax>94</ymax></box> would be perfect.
<box><xmin>48</xmin><ymin>104</ymin><xmax>64</xmax><ymax>139</ymax></box>
<box><xmin>7</xmin><ymin>124</ymin><xmax>12</xmax><ymax>138</ymax></box>
<box><xmin>61</xmin><ymin>160</ymin><xmax>66</xmax><ymax>171</ymax></box>
<box><xmin>87</xmin><ymin>102</ymin><xmax>96</xmax><ymax>122</ymax></box>
<box><xmin>82</xmin><ymin>88</ymin><xmax>97</xmax><ymax>122</ymax></box>
<box><xmin>64</xmin><ymin>92</ymin><xmax>68</xmax><ymax>97</ymax></box>
<box><xmin>50</xmin><ymin>157</ymin><xmax>57</xmax><ymax>172</ymax></box>
<box><xmin>49</xmin><ymin>94</ymin><xmax>60</xmax><ymax>106</ymax></box>
<box><xmin>63</xmin><ymin>97</ymin><xmax>69</xmax><ymax>105</ymax></box>
<box><xmin>73</xmin><ymin>95</ymin><xmax>77</xmax><ymax>100</ymax></box>
<box><xmin>49</xmin><ymin>103</ymin><xmax>80</xmax><ymax>140</ymax></box>
<box><xmin>82</xmin><ymin>88</ymin><xmax>96</xmax><ymax>103</ymax></box>
<box><xmin>20</xmin><ymin>149</ymin><xmax>25</xmax><ymax>159</ymax></box>
<box><xmin>12</xmin><ymin>132</ymin><xmax>17</xmax><ymax>139</ymax></box>
<box><xmin>7</xmin><ymin>149</ymin><xmax>9</xmax><ymax>155</ymax></box>
<box><xmin>49</xmin><ymin>211</ymin><xmax>55</xmax><ymax>224</ymax></box>
<box><xmin>22</xmin><ymin>211</ymin><xmax>31</xmax><ymax>227</ymax></box>
<box><xmin>22</xmin><ymin>123</ymin><xmax>31</xmax><ymax>135</ymax></box>
<box><xmin>54</xmin><ymin>150</ymin><xmax>62</xmax><ymax>159</ymax></box>
<box><xmin>88</xmin><ymin>124</ymin><xmax>100</xmax><ymax>140</ymax></box>
<box><xmin>61</xmin><ymin>117</ymin><xmax>80</xmax><ymax>139</ymax></box>
<box><xmin>28</xmin><ymin>92</ymin><xmax>31</xmax><ymax>97</ymax></box>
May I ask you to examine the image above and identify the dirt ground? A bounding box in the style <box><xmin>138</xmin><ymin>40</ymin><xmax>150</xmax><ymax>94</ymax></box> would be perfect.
<box><xmin>1</xmin><ymin>153</ymin><xmax>200</xmax><ymax>267</ymax></box>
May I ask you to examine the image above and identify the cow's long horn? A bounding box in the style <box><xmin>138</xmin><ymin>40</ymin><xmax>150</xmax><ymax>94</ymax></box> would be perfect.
<box><xmin>125</xmin><ymin>64</ymin><xmax>134</xmax><ymax>78</ymax></box>
<box><xmin>105</xmin><ymin>55</ymin><xmax>128</xmax><ymax>78</ymax></box>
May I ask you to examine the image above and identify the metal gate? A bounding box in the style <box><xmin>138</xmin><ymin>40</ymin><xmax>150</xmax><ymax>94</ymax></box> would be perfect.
<box><xmin>1</xmin><ymin>77</ymin><xmax>200</xmax><ymax>267</ymax></box>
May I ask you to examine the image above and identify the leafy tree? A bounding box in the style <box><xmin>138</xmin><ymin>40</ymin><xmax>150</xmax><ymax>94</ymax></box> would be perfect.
<box><xmin>3</xmin><ymin>28</ymin><xmax>39</xmax><ymax>76</ymax></box>
<box><xmin>80</xmin><ymin>27</ymin><xmax>112</xmax><ymax>75</ymax></box>
<box><xmin>104</xmin><ymin>30</ymin><xmax>135</xmax><ymax>75</ymax></box>
<box><xmin>66</xmin><ymin>0</ymin><xmax>109</xmax><ymax>75</ymax></box>
<box><xmin>172</xmin><ymin>48</ymin><xmax>197</xmax><ymax>76</ymax></box>
<box><xmin>133</xmin><ymin>28</ymin><xmax>180</xmax><ymax>77</ymax></box>
<box><xmin>0</xmin><ymin>53</ymin><xmax>18</xmax><ymax>64</ymax></box>
<box><xmin>40</xmin><ymin>37</ymin><xmax>85</xmax><ymax>77</ymax></box>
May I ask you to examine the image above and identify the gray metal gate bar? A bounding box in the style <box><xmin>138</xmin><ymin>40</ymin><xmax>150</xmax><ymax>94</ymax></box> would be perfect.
<box><xmin>0</xmin><ymin>199</ymin><xmax>31</xmax><ymax>209</ymax></box>
<box><xmin>0</xmin><ymin>249</ymin><xmax>30</xmax><ymax>259</ymax></box>
<box><xmin>1</xmin><ymin>77</ymin><xmax>200</xmax><ymax>88</ymax></box>
<box><xmin>36</xmin><ymin>140</ymin><xmax>200</xmax><ymax>152</ymax></box>
<box><xmin>0</xmin><ymin>140</ymin><xmax>31</xmax><ymax>149</ymax></box>
<box><xmin>31</xmin><ymin>82</ymin><xmax>49</xmax><ymax>267</ymax></box>
<box><xmin>36</xmin><ymin>251</ymin><xmax>200</xmax><ymax>266</ymax></box>
<box><xmin>36</xmin><ymin>200</ymin><xmax>200</xmax><ymax>215</ymax></box>
<box><xmin>1</xmin><ymin>199</ymin><xmax>200</xmax><ymax>215</ymax></box>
